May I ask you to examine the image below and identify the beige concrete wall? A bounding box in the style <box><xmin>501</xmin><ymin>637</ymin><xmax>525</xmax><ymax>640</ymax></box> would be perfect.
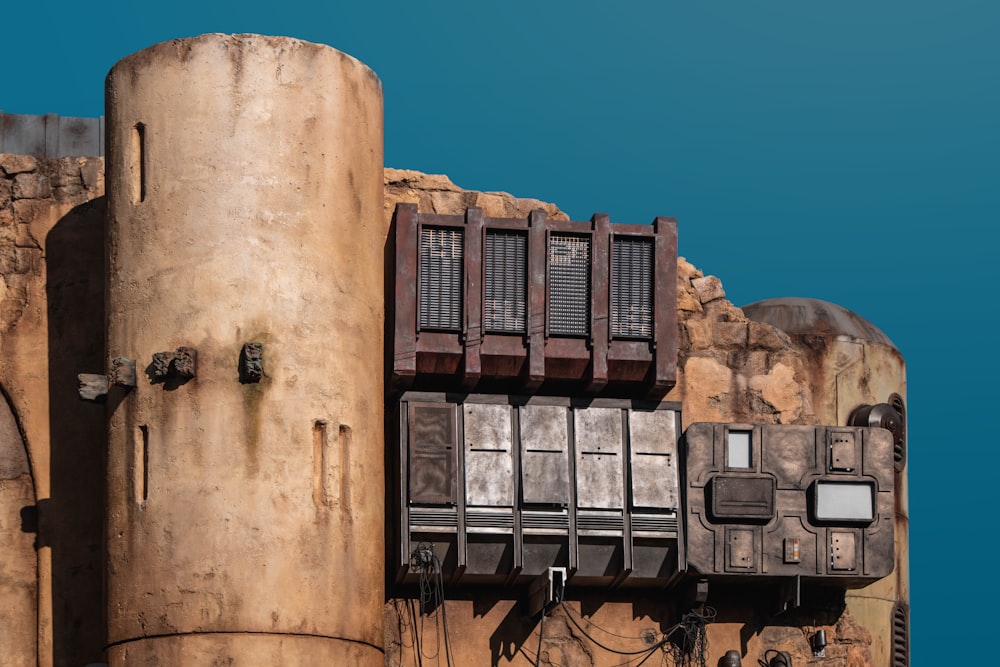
<box><xmin>105</xmin><ymin>34</ymin><xmax>384</xmax><ymax>665</ymax></box>
<box><xmin>1</xmin><ymin>152</ymin><xmax>106</xmax><ymax>667</ymax></box>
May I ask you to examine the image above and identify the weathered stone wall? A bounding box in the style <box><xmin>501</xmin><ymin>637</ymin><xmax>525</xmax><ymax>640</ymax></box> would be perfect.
<box><xmin>0</xmin><ymin>153</ymin><xmax>106</xmax><ymax>666</ymax></box>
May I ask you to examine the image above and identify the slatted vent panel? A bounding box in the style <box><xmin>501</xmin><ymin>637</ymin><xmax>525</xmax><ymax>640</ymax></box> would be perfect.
<box><xmin>484</xmin><ymin>230</ymin><xmax>527</xmax><ymax>333</ymax></box>
<box><xmin>548</xmin><ymin>233</ymin><xmax>591</xmax><ymax>336</ymax></box>
<box><xmin>419</xmin><ymin>227</ymin><xmax>463</xmax><ymax>330</ymax></box>
<box><xmin>892</xmin><ymin>604</ymin><xmax>909</xmax><ymax>667</ymax></box>
<box><xmin>408</xmin><ymin>404</ymin><xmax>457</xmax><ymax>505</ymax></box>
<box><xmin>612</xmin><ymin>236</ymin><xmax>653</xmax><ymax>338</ymax></box>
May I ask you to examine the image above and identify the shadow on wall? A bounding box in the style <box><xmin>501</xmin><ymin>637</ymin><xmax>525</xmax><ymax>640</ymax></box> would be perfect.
<box><xmin>45</xmin><ymin>196</ymin><xmax>107</xmax><ymax>666</ymax></box>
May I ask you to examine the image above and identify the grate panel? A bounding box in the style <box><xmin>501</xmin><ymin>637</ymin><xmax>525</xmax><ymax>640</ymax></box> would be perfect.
<box><xmin>484</xmin><ymin>230</ymin><xmax>527</xmax><ymax>333</ymax></box>
<box><xmin>548</xmin><ymin>233</ymin><xmax>591</xmax><ymax>336</ymax></box>
<box><xmin>612</xmin><ymin>236</ymin><xmax>653</xmax><ymax>338</ymax></box>
<box><xmin>419</xmin><ymin>227</ymin><xmax>463</xmax><ymax>330</ymax></box>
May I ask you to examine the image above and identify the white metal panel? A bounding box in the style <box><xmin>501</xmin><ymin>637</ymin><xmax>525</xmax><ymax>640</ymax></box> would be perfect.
<box><xmin>520</xmin><ymin>405</ymin><xmax>570</xmax><ymax>505</ymax></box>
<box><xmin>464</xmin><ymin>403</ymin><xmax>514</xmax><ymax>507</ymax></box>
<box><xmin>574</xmin><ymin>407</ymin><xmax>624</xmax><ymax>510</ymax></box>
<box><xmin>629</xmin><ymin>408</ymin><xmax>679</xmax><ymax>510</ymax></box>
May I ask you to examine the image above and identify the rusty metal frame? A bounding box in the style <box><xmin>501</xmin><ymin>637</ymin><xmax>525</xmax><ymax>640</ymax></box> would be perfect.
<box><xmin>391</xmin><ymin>203</ymin><xmax>678</xmax><ymax>398</ymax></box>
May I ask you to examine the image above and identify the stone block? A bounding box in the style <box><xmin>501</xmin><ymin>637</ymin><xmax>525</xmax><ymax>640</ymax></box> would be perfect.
<box><xmin>0</xmin><ymin>154</ymin><xmax>38</xmax><ymax>176</ymax></box>
<box><xmin>677</xmin><ymin>256</ymin><xmax>702</xmax><ymax>280</ymax></box>
<box><xmin>12</xmin><ymin>173</ymin><xmax>51</xmax><ymax>200</ymax></box>
<box><xmin>748</xmin><ymin>321</ymin><xmax>790</xmax><ymax>350</ymax></box>
<box><xmin>715</xmin><ymin>321</ymin><xmax>748</xmax><ymax>348</ymax></box>
<box><xmin>81</xmin><ymin>159</ymin><xmax>104</xmax><ymax>190</ymax></box>
<box><xmin>685</xmin><ymin>319</ymin><xmax>714</xmax><ymax>350</ymax></box>
<box><xmin>677</xmin><ymin>283</ymin><xmax>702</xmax><ymax>313</ymax></box>
<box><xmin>691</xmin><ymin>275</ymin><xmax>725</xmax><ymax>303</ymax></box>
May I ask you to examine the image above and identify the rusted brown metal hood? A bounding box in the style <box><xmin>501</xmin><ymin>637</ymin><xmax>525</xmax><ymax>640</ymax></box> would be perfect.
<box><xmin>742</xmin><ymin>297</ymin><xmax>897</xmax><ymax>350</ymax></box>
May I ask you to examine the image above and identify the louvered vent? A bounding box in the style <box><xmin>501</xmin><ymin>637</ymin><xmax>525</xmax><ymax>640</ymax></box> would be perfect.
<box><xmin>419</xmin><ymin>227</ymin><xmax>463</xmax><ymax>330</ymax></box>
<box><xmin>484</xmin><ymin>230</ymin><xmax>527</xmax><ymax>333</ymax></box>
<box><xmin>892</xmin><ymin>603</ymin><xmax>909</xmax><ymax>667</ymax></box>
<box><xmin>548</xmin><ymin>233</ymin><xmax>591</xmax><ymax>336</ymax></box>
<box><xmin>409</xmin><ymin>404</ymin><xmax>457</xmax><ymax>505</ymax></box>
<box><xmin>612</xmin><ymin>236</ymin><xmax>653</xmax><ymax>338</ymax></box>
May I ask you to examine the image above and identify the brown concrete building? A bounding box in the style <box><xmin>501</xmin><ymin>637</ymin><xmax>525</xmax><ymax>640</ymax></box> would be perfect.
<box><xmin>0</xmin><ymin>34</ymin><xmax>907</xmax><ymax>667</ymax></box>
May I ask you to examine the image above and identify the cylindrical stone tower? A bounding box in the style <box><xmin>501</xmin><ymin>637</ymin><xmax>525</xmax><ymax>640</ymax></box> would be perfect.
<box><xmin>104</xmin><ymin>34</ymin><xmax>384</xmax><ymax>665</ymax></box>
<box><xmin>743</xmin><ymin>297</ymin><xmax>909</xmax><ymax>667</ymax></box>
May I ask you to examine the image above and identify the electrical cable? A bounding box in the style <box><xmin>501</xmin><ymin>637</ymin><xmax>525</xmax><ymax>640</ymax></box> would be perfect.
<box><xmin>560</xmin><ymin>603</ymin><xmax>673</xmax><ymax>656</ymax></box>
<box><xmin>535</xmin><ymin>609</ymin><xmax>545</xmax><ymax>667</ymax></box>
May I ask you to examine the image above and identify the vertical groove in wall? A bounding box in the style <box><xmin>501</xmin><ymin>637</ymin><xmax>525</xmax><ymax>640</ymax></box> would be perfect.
<box><xmin>339</xmin><ymin>425</ymin><xmax>352</xmax><ymax>514</ymax></box>
<box><xmin>131</xmin><ymin>123</ymin><xmax>146</xmax><ymax>203</ymax></box>
<box><xmin>134</xmin><ymin>425</ymin><xmax>148</xmax><ymax>503</ymax></box>
<box><xmin>313</xmin><ymin>421</ymin><xmax>328</xmax><ymax>510</ymax></box>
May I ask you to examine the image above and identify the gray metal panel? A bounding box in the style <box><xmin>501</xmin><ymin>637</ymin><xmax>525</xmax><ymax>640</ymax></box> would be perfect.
<box><xmin>419</xmin><ymin>227</ymin><xmax>463</xmax><ymax>330</ymax></box>
<box><xmin>1</xmin><ymin>113</ymin><xmax>46</xmax><ymax>156</ymax></box>
<box><xmin>574</xmin><ymin>407</ymin><xmax>624</xmax><ymax>510</ymax></box>
<box><xmin>463</xmin><ymin>403</ymin><xmax>514</xmax><ymax>507</ymax></box>
<box><xmin>727</xmin><ymin>528</ymin><xmax>756</xmax><ymax>571</ymax></box>
<box><xmin>56</xmin><ymin>115</ymin><xmax>103</xmax><ymax>157</ymax></box>
<box><xmin>520</xmin><ymin>405</ymin><xmax>570</xmax><ymax>505</ymax></box>
<box><xmin>611</xmin><ymin>236</ymin><xmax>653</xmax><ymax>338</ymax></box>
<box><xmin>484</xmin><ymin>230</ymin><xmax>526</xmax><ymax>333</ymax></box>
<box><xmin>0</xmin><ymin>112</ymin><xmax>104</xmax><ymax>157</ymax></box>
<box><xmin>408</xmin><ymin>403</ymin><xmax>457</xmax><ymax>505</ymax></box>
<box><xmin>628</xmin><ymin>408</ymin><xmax>679</xmax><ymax>509</ymax></box>
<box><xmin>830</xmin><ymin>531</ymin><xmax>857</xmax><ymax>571</ymax></box>
<box><xmin>548</xmin><ymin>233</ymin><xmax>590</xmax><ymax>335</ymax></box>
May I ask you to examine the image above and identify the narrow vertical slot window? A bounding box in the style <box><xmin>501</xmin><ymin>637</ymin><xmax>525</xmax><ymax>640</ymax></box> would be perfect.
<box><xmin>727</xmin><ymin>430</ymin><xmax>751</xmax><ymax>469</ymax></box>
<box><xmin>131</xmin><ymin>123</ymin><xmax>146</xmax><ymax>203</ymax></box>
<box><xmin>611</xmin><ymin>236</ymin><xmax>653</xmax><ymax>338</ymax></box>
<box><xmin>419</xmin><ymin>227</ymin><xmax>463</xmax><ymax>331</ymax></box>
<box><xmin>313</xmin><ymin>420</ymin><xmax>328</xmax><ymax>509</ymax></box>
<box><xmin>135</xmin><ymin>425</ymin><xmax>148</xmax><ymax>503</ymax></box>
<box><xmin>484</xmin><ymin>230</ymin><xmax>527</xmax><ymax>333</ymax></box>
<box><xmin>548</xmin><ymin>233</ymin><xmax>591</xmax><ymax>336</ymax></box>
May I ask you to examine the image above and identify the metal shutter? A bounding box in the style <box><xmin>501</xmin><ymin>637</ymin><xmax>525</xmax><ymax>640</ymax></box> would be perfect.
<box><xmin>548</xmin><ymin>233</ymin><xmax>590</xmax><ymax>336</ymax></box>
<box><xmin>419</xmin><ymin>227</ymin><xmax>463</xmax><ymax>330</ymax></box>
<box><xmin>484</xmin><ymin>230</ymin><xmax>526</xmax><ymax>333</ymax></box>
<box><xmin>408</xmin><ymin>404</ymin><xmax>458</xmax><ymax>505</ymax></box>
<box><xmin>611</xmin><ymin>236</ymin><xmax>653</xmax><ymax>339</ymax></box>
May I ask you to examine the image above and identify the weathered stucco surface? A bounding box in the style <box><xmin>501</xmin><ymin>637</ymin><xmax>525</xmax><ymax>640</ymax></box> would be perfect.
<box><xmin>103</xmin><ymin>34</ymin><xmax>385</xmax><ymax>666</ymax></box>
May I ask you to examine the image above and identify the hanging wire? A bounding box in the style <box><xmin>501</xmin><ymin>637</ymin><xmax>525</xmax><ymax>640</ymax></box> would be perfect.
<box><xmin>409</xmin><ymin>543</ymin><xmax>456</xmax><ymax>667</ymax></box>
<box><xmin>535</xmin><ymin>609</ymin><xmax>546</xmax><ymax>667</ymax></box>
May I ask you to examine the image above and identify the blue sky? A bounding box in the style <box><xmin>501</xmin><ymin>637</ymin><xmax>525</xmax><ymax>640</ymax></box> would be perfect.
<box><xmin>6</xmin><ymin>1</ymin><xmax>998</xmax><ymax>664</ymax></box>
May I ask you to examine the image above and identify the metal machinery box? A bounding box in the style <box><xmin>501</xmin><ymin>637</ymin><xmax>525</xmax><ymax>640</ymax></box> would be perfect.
<box><xmin>391</xmin><ymin>204</ymin><xmax>678</xmax><ymax>398</ymax></box>
<box><xmin>683</xmin><ymin>423</ymin><xmax>895</xmax><ymax>587</ymax></box>
<box><xmin>395</xmin><ymin>392</ymin><xmax>683</xmax><ymax>588</ymax></box>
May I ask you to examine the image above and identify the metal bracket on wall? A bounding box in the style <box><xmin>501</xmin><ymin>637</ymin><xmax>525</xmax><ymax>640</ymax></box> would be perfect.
<box><xmin>527</xmin><ymin>567</ymin><xmax>566</xmax><ymax>618</ymax></box>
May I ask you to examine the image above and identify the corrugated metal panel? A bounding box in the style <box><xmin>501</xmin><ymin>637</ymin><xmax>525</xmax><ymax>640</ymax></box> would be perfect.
<box><xmin>408</xmin><ymin>403</ymin><xmax>457</xmax><ymax>505</ymax></box>
<box><xmin>484</xmin><ymin>230</ymin><xmax>527</xmax><ymax>333</ymax></box>
<box><xmin>548</xmin><ymin>233</ymin><xmax>590</xmax><ymax>336</ymax></box>
<box><xmin>574</xmin><ymin>407</ymin><xmax>624</xmax><ymax>510</ymax></box>
<box><xmin>419</xmin><ymin>227</ymin><xmax>463</xmax><ymax>330</ymax></box>
<box><xmin>629</xmin><ymin>409</ymin><xmax>679</xmax><ymax>510</ymax></box>
<box><xmin>520</xmin><ymin>405</ymin><xmax>570</xmax><ymax>505</ymax></box>
<box><xmin>612</xmin><ymin>236</ymin><xmax>653</xmax><ymax>338</ymax></box>
<box><xmin>463</xmin><ymin>403</ymin><xmax>514</xmax><ymax>507</ymax></box>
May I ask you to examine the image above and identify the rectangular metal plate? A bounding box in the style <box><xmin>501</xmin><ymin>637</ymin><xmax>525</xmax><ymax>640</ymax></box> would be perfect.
<box><xmin>464</xmin><ymin>403</ymin><xmax>514</xmax><ymax>507</ymax></box>
<box><xmin>611</xmin><ymin>236</ymin><xmax>653</xmax><ymax>338</ymax></box>
<box><xmin>829</xmin><ymin>430</ymin><xmax>857</xmax><ymax>472</ymax></box>
<box><xmin>814</xmin><ymin>481</ymin><xmax>875</xmax><ymax>522</ymax></box>
<box><xmin>629</xmin><ymin>409</ymin><xmax>679</xmax><ymax>509</ymax></box>
<box><xmin>575</xmin><ymin>407</ymin><xmax>624</xmax><ymax>510</ymax></box>
<box><xmin>727</xmin><ymin>528</ymin><xmax>756</xmax><ymax>571</ymax></box>
<box><xmin>548</xmin><ymin>233</ymin><xmax>591</xmax><ymax>336</ymax></box>
<box><xmin>484</xmin><ymin>230</ymin><xmax>527</xmax><ymax>333</ymax></box>
<box><xmin>710</xmin><ymin>476</ymin><xmax>775</xmax><ymax>520</ymax></box>
<box><xmin>408</xmin><ymin>403</ymin><xmax>457</xmax><ymax>505</ymax></box>
<box><xmin>520</xmin><ymin>405</ymin><xmax>570</xmax><ymax>505</ymax></box>
<box><xmin>830</xmin><ymin>531</ymin><xmax>857</xmax><ymax>571</ymax></box>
